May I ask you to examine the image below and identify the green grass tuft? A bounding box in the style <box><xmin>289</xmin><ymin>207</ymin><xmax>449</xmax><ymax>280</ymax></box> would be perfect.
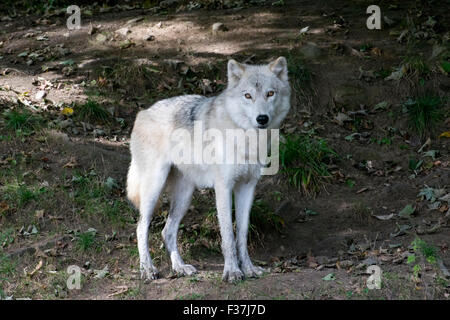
<box><xmin>404</xmin><ymin>95</ymin><xmax>444</xmax><ymax>139</ymax></box>
<box><xmin>76</xmin><ymin>230</ymin><xmax>96</xmax><ymax>251</ymax></box>
<box><xmin>3</xmin><ymin>109</ymin><xmax>41</xmax><ymax>132</ymax></box>
<box><xmin>280</xmin><ymin>134</ymin><xmax>337</xmax><ymax>196</ymax></box>
<box><xmin>77</xmin><ymin>100</ymin><xmax>111</xmax><ymax>123</ymax></box>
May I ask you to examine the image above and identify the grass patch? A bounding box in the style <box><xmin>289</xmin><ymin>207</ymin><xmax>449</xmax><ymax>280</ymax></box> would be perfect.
<box><xmin>411</xmin><ymin>237</ymin><xmax>438</xmax><ymax>264</ymax></box>
<box><xmin>287</xmin><ymin>53</ymin><xmax>311</xmax><ymax>87</ymax></box>
<box><xmin>280</xmin><ymin>133</ymin><xmax>337</xmax><ymax>196</ymax></box>
<box><xmin>0</xmin><ymin>228</ymin><xmax>15</xmax><ymax>248</ymax></box>
<box><xmin>0</xmin><ymin>250</ymin><xmax>15</xmax><ymax>281</ymax></box>
<box><xmin>352</xmin><ymin>201</ymin><xmax>372</xmax><ymax>222</ymax></box>
<box><xmin>407</xmin><ymin>237</ymin><xmax>439</xmax><ymax>282</ymax></box>
<box><xmin>2</xmin><ymin>182</ymin><xmax>46</xmax><ymax>208</ymax></box>
<box><xmin>75</xmin><ymin>229</ymin><xmax>96</xmax><ymax>251</ymax></box>
<box><xmin>403</xmin><ymin>53</ymin><xmax>429</xmax><ymax>77</ymax></box>
<box><xmin>404</xmin><ymin>94</ymin><xmax>444</xmax><ymax>139</ymax></box>
<box><xmin>2</xmin><ymin>108</ymin><xmax>42</xmax><ymax>132</ymax></box>
<box><xmin>70</xmin><ymin>171</ymin><xmax>135</xmax><ymax>225</ymax></box>
<box><xmin>76</xmin><ymin>100</ymin><xmax>111</xmax><ymax>123</ymax></box>
<box><xmin>249</xmin><ymin>199</ymin><xmax>284</xmax><ymax>243</ymax></box>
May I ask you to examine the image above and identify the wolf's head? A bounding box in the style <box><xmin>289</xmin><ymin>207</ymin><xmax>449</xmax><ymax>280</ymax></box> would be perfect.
<box><xmin>224</xmin><ymin>57</ymin><xmax>291</xmax><ymax>130</ymax></box>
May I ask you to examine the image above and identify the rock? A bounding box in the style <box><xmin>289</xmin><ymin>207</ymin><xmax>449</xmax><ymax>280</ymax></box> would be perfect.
<box><xmin>299</xmin><ymin>42</ymin><xmax>324</xmax><ymax>59</ymax></box>
<box><xmin>361</xmin><ymin>256</ymin><xmax>378</xmax><ymax>266</ymax></box>
<box><xmin>115</xmin><ymin>27</ymin><xmax>130</xmax><ymax>37</ymax></box>
<box><xmin>334</xmin><ymin>112</ymin><xmax>352</xmax><ymax>125</ymax></box>
<box><xmin>81</xmin><ymin>122</ymin><xmax>93</xmax><ymax>131</ymax></box>
<box><xmin>126</xmin><ymin>17</ymin><xmax>144</xmax><ymax>25</ymax></box>
<box><xmin>95</xmin><ymin>33</ymin><xmax>107</xmax><ymax>42</ymax></box>
<box><xmin>315</xmin><ymin>256</ymin><xmax>329</xmax><ymax>265</ymax></box>
<box><xmin>35</xmin><ymin>90</ymin><xmax>46</xmax><ymax>100</ymax></box>
<box><xmin>212</xmin><ymin>22</ymin><xmax>228</xmax><ymax>34</ymax></box>
<box><xmin>146</xmin><ymin>35</ymin><xmax>155</xmax><ymax>41</ymax></box>
<box><xmin>58</xmin><ymin>119</ymin><xmax>73</xmax><ymax>129</ymax></box>
<box><xmin>71</xmin><ymin>127</ymin><xmax>79</xmax><ymax>135</ymax></box>
<box><xmin>339</xmin><ymin>260</ymin><xmax>354</xmax><ymax>268</ymax></box>
<box><xmin>93</xmin><ymin>128</ymin><xmax>105</xmax><ymax>136</ymax></box>
<box><xmin>164</xmin><ymin>58</ymin><xmax>184</xmax><ymax>70</ymax></box>
<box><xmin>333</xmin><ymin>85</ymin><xmax>366</xmax><ymax>108</ymax></box>
<box><xmin>160</xmin><ymin>0</ymin><xmax>179</xmax><ymax>8</ymax></box>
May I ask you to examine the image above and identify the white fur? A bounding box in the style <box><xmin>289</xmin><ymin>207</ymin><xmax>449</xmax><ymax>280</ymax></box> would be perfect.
<box><xmin>127</xmin><ymin>57</ymin><xmax>291</xmax><ymax>282</ymax></box>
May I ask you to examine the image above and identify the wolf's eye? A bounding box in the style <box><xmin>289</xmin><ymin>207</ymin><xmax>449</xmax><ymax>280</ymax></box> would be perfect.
<box><xmin>267</xmin><ymin>91</ymin><xmax>275</xmax><ymax>97</ymax></box>
<box><xmin>244</xmin><ymin>93</ymin><xmax>252</xmax><ymax>99</ymax></box>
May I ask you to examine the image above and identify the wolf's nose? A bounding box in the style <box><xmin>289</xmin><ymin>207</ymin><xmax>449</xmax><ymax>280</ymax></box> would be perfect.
<box><xmin>256</xmin><ymin>115</ymin><xmax>269</xmax><ymax>125</ymax></box>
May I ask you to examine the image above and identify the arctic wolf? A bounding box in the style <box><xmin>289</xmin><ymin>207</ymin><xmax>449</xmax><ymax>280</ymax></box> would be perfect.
<box><xmin>127</xmin><ymin>57</ymin><xmax>291</xmax><ymax>282</ymax></box>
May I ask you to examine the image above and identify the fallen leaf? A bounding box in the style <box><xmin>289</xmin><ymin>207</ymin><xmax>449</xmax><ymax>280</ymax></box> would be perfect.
<box><xmin>35</xmin><ymin>209</ymin><xmax>45</xmax><ymax>219</ymax></box>
<box><xmin>398</xmin><ymin>204</ymin><xmax>415</xmax><ymax>218</ymax></box>
<box><xmin>94</xmin><ymin>265</ymin><xmax>109</xmax><ymax>279</ymax></box>
<box><xmin>334</xmin><ymin>112</ymin><xmax>352</xmax><ymax>125</ymax></box>
<box><xmin>370</xmin><ymin>47</ymin><xmax>382</xmax><ymax>56</ymax></box>
<box><xmin>385</xmin><ymin>65</ymin><xmax>406</xmax><ymax>81</ymax></box>
<box><xmin>322</xmin><ymin>273</ymin><xmax>336</xmax><ymax>281</ymax></box>
<box><xmin>63</xmin><ymin>157</ymin><xmax>78</xmax><ymax>168</ymax></box>
<box><xmin>29</xmin><ymin>259</ymin><xmax>43</xmax><ymax>276</ymax></box>
<box><xmin>107</xmin><ymin>286</ymin><xmax>128</xmax><ymax>297</ymax></box>
<box><xmin>373</xmin><ymin>213</ymin><xmax>394</xmax><ymax>221</ymax></box>
<box><xmin>299</xmin><ymin>26</ymin><xmax>309</xmax><ymax>34</ymax></box>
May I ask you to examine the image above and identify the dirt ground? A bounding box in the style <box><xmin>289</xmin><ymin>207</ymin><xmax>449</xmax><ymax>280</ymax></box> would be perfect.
<box><xmin>0</xmin><ymin>0</ymin><xmax>449</xmax><ymax>300</ymax></box>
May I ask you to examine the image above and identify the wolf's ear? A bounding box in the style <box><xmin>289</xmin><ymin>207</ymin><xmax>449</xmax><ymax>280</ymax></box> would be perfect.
<box><xmin>227</xmin><ymin>59</ymin><xmax>245</xmax><ymax>85</ymax></box>
<box><xmin>269</xmin><ymin>56</ymin><xmax>288</xmax><ymax>81</ymax></box>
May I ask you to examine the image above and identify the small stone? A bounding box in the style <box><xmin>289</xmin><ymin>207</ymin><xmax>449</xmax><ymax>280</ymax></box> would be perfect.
<box><xmin>115</xmin><ymin>27</ymin><xmax>130</xmax><ymax>37</ymax></box>
<box><xmin>315</xmin><ymin>256</ymin><xmax>329</xmax><ymax>265</ymax></box>
<box><xmin>159</xmin><ymin>0</ymin><xmax>179</xmax><ymax>8</ymax></box>
<box><xmin>35</xmin><ymin>90</ymin><xmax>46</xmax><ymax>100</ymax></box>
<box><xmin>212</xmin><ymin>22</ymin><xmax>228</xmax><ymax>34</ymax></box>
<box><xmin>146</xmin><ymin>35</ymin><xmax>155</xmax><ymax>41</ymax></box>
<box><xmin>299</xmin><ymin>42</ymin><xmax>323</xmax><ymax>59</ymax></box>
<box><xmin>339</xmin><ymin>260</ymin><xmax>354</xmax><ymax>268</ymax></box>
<box><xmin>95</xmin><ymin>33</ymin><xmax>107</xmax><ymax>42</ymax></box>
<box><xmin>93</xmin><ymin>128</ymin><xmax>105</xmax><ymax>136</ymax></box>
<box><xmin>58</xmin><ymin>119</ymin><xmax>73</xmax><ymax>129</ymax></box>
<box><xmin>126</xmin><ymin>17</ymin><xmax>144</xmax><ymax>25</ymax></box>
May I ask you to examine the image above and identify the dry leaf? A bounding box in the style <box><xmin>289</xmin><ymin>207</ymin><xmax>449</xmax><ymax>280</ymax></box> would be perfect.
<box><xmin>29</xmin><ymin>259</ymin><xmax>43</xmax><ymax>276</ymax></box>
<box><xmin>63</xmin><ymin>157</ymin><xmax>77</xmax><ymax>168</ymax></box>
<box><xmin>35</xmin><ymin>209</ymin><xmax>45</xmax><ymax>219</ymax></box>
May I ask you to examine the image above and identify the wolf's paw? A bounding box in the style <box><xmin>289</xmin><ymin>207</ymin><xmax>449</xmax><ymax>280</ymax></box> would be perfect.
<box><xmin>222</xmin><ymin>268</ymin><xmax>245</xmax><ymax>283</ymax></box>
<box><xmin>140</xmin><ymin>264</ymin><xmax>159</xmax><ymax>282</ymax></box>
<box><xmin>242</xmin><ymin>265</ymin><xmax>265</xmax><ymax>278</ymax></box>
<box><xmin>173</xmin><ymin>264</ymin><xmax>197</xmax><ymax>277</ymax></box>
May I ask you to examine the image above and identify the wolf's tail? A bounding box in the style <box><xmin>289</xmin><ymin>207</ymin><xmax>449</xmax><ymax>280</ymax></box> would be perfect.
<box><xmin>127</xmin><ymin>160</ymin><xmax>140</xmax><ymax>209</ymax></box>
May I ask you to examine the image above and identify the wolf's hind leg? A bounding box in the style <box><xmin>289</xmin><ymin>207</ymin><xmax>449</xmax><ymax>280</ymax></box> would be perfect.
<box><xmin>234</xmin><ymin>180</ymin><xmax>265</xmax><ymax>278</ymax></box>
<box><xmin>162</xmin><ymin>174</ymin><xmax>196</xmax><ymax>276</ymax></box>
<box><xmin>137</xmin><ymin>161</ymin><xmax>171</xmax><ymax>281</ymax></box>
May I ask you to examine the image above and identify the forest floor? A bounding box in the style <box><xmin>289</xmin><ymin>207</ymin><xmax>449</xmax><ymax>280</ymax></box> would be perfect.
<box><xmin>0</xmin><ymin>0</ymin><xmax>449</xmax><ymax>299</ymax></box>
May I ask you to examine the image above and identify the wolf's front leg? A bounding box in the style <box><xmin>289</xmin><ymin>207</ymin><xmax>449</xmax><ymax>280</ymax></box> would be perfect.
<box><xmin>215</xmin><ymin>182</ymin><xmax>244</xmax><ymax>282</ymax></box>
<box><xmin>234</xmin><ymin>180</ymin><xmax>265</xmax><ymax>278</ymax></box>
